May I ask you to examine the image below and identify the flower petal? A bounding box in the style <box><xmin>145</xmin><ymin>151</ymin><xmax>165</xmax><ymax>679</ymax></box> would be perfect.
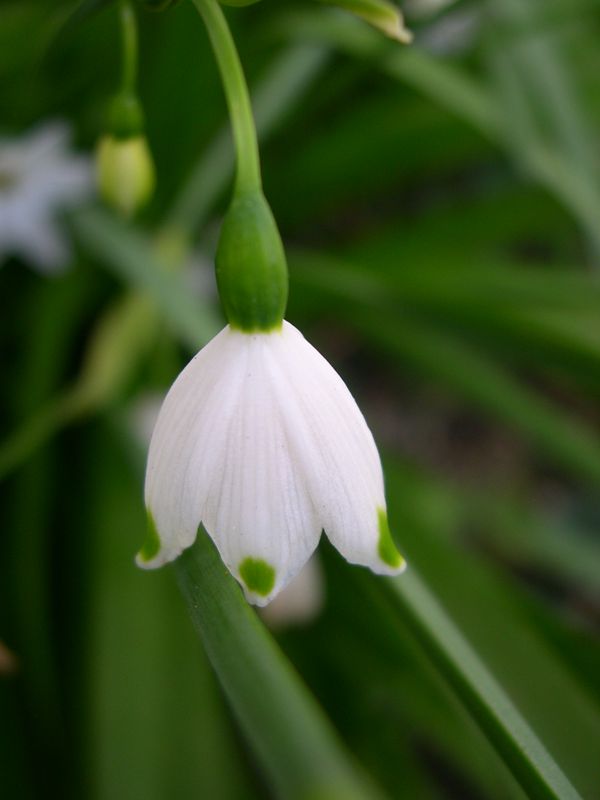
<box><xmin>143</xmin><ymin>326</ymin><xmax>245</xmax><ymax>566</ymax></box>
<box><xmin>201</xmin><ymin>330</ymin><xmax>322</xmax><ymax>606</ymax></box>
<box><xmin>143</xmin><ymin>326</ymin><xmax>322</xmax><ymax>606</ymax></box>
<box><xmin>269</xmin><ymin>322</ymin><xmax>406</xmax><ymax>576</ymax></box>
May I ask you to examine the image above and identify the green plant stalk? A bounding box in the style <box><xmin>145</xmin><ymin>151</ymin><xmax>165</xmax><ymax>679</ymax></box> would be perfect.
<box><xmin>385</xmin><ymin>570</ymin><xmax>582</xmax><ymax>800</ymax></box>
<box><xmin>176</xmin><ymin>531</ymin><xmax>386</xmax><ymax>800</ymax></box>
<box><xmin>119</xmin><ymin>0</ymin><xmax>138</xmax><ymax>94</ymax></box>
<box><xmin>190</xmin><ymin>0</ymin><xmax>261</xmax><ymax>196</ymax></box>
<box><xmin>166</xmin><ymin>42</ymin><xmax>328</xmax><ymax>238</ymax></box>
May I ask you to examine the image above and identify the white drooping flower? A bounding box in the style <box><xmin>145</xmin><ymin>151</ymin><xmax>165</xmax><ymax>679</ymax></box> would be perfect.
<box><xmin>0</xmin><ymin>121</ymin><xmax>93</xmax><ymax>272</ymax></box>
<box><xmin>141</xmin><ymin>321</ymin><xmax>406</xmax><ymax>606</ymax></box>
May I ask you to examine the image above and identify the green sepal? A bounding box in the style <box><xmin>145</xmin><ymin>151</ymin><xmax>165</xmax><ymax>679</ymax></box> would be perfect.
<box><xmin>107</xmin><ymin>92</ymin><xmax>145</xmax><ymax>139</ymax></box>
<box><xmin>216</xmin><ymin>190</ymin><xmax>288</xmax><ymax>332</ymax></box>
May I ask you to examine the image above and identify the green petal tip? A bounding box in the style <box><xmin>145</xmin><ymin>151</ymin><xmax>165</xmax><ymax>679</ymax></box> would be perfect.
<box><xmin>377</xmin><ymin>508</ymin><xmax>405</xmax><ymax>570</ymax></box>
<box><xmin>137</xmin><ymin>510</ymin><xmax>162</xmax><ymax>564</ymax></box>
<box><xmin>239</xmin><ymin>557</ymin><xmax>276</xmax><ymax>597</ymax></box>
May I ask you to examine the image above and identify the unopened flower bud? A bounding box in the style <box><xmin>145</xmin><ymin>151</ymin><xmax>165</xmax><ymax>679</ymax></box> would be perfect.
<box><xmin>318</xmin><ymin>0</ymin><xmax>413</xmax><ymax>43</ymax></box>
<box><xmin>96</xmin><ymin>134</ymin><xmax>155</xmax><ymax>217</ymax></box>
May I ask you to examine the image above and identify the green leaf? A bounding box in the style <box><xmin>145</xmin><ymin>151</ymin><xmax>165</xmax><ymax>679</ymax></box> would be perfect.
<box><xmin>176</xmin><ymin>531</ymin><xmax>388</xmax><ymax>800</ymax></box>
<box><xmin>384</xmin><ymin>569</ymin><xmax>583</xmax><ymax>800</ymax></box>
<box><xmin>71</xmin><ymin>206</ymin><xmax>221</xmax><ymax>350</ymax></box>
<box><xmin>283</xmin><ymin>10</ymin><xmax>600</xmax><ymax>260</ymax></box>
<box><xmin>371</xmin><ymin>315</ymin><xmax>600</xmax><ymax>485</ymax></box>
<box><xmin>291</xmin><ymin>257</ymin><xmax>600</xmax><ymax>485</ymax></box>
<box><xmin>378</xmin><ymin>461</ymin><xmax>600</xmax><ymax>797</ymax></box>
<box><xmin>84</xmin><ymin>425</ymin><xmax>249</xmax><ymax>799</ymax></box>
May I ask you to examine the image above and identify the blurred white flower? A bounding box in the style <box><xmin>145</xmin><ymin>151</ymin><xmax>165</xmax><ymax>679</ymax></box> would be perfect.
<box><xmin>141</xmin><ymin>321</ymin><xmax>406</xmax><ymax>606</ymax></box>
<box><xmin>260</xmin><ymin>555</ymin><xmax>325</xmax><ymax>629</ymax></box>
<box><xmin>418</xmin><ymin>8</ymin><xmax>481</xmax><ymax>55</ymax></box>
<box><xmin>0</xmin><ymin>120</ymin><xmax>93</xmax><ymax>273</ymax></box>
<box><xmin>128</xmin><ymin>392</ymin><xmax>166</xmax><ymax>450</ymax></box>
<box><xmin>404</xmin><ymin>0</ymin><xmax>457</xmax><ymax>18</ymax></box>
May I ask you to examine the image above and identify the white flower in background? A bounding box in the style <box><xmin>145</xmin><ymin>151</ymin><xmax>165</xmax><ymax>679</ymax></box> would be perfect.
<box><xmin>418</xmin><ymin>8</ymin><xmax>481</xmax><ymax>56</ymax></box>
<box><xmin>404</xmin><ymin>0</ymin><xmax>457</xmax><ymax>17</ymax></box>
<box><xmin>0</xmin><ymin>121</ymin><xmax>93</xmax><ymax>272</ymax></box>
<box><xmin>141</xmin><ymin>321</ymin><xmax>406</xmax><ymax>606</ymax></box>
<box><xmin>128</xmin><ymin>392</ymin><xmax>166</xmax><ymax>451</ymax></box>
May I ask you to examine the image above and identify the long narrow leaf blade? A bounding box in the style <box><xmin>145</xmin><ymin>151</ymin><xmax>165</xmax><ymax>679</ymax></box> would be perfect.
<box><xmin>176</xmin><ymin>531</ymin><xmax>387</xmax><ymax>800</ymax></box>
<box><xmin>384</xmin><ymin>570</ymin><xmax>582</xmax><ymax>800</ymax></box>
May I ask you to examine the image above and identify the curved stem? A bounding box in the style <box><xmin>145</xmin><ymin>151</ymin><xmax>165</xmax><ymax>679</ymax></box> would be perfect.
<box><xmin>119</xmin><ymin>0</ymin><xmax>138</xmax><ymax>94</ymax></box>
<box><xmin>190</xmin><ymin>0</ymin><xmax>262</xmax><ymax>196</ymax></box>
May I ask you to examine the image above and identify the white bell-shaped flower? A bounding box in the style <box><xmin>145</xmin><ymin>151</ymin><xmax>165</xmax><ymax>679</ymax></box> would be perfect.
<box><xmin>141</xmin><ymin>321</ymin><xmax>406</xmax><ymax>605</ymax></box>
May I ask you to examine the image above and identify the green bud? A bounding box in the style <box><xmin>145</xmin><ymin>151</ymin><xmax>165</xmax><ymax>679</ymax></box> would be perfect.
<box><xmin>317</xmin><ymin>0</ymin><xmax>412</xmax><ymax>43</ymax></box>
<box><xmin>107</xmin><ymin>93</ymin><xmax>145</xmax><ymax>139</ymax></box>
<box><xmin>216</xmin><ymin>191</ymin><xmax>288</xmax><ymax>332</ymax></box>
<box><xmin>96</xmin><ymin>135</ymin><xmax>155</xmax><ymax>217</ymax></box>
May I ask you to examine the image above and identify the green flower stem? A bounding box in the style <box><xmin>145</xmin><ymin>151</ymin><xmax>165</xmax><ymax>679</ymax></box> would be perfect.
<box><xmin>190</xmin><ymin>0</ymin><xmax>261</xmax><ymax>196</ymax></box>
<box><xmin>176</xmin><ymin>531</ymin><xmax>387</xmax><ymax>800</ymax></box>
<box><xmin>385</xmin><ymin>570</ymin><xmax>582</xmax><ymax>800</ymax></box>
<box><xmin>166</xmin><ymin>42</ymin><xmax>327</xmax><ymax>239</ymax></box>
<box><xmin>119</xmin><ymin>0</ymin><xmax>138</xmax><ymax>94</ymax></box>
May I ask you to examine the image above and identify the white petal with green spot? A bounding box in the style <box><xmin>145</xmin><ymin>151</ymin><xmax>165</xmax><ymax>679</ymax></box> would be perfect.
<box><xmin>142</xmin><ymin>321</ymin><xmax>406</xmax><ymax>605</ymax></box>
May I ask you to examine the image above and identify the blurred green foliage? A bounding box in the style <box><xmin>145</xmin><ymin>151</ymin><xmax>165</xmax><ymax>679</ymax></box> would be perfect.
<box><xmin>1</xmin><ymin>1</ymin><xmax>600</xmax><ymax>798</ymax></box>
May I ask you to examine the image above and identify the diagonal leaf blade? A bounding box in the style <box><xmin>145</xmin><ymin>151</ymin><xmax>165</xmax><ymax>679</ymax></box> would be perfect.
<box><xmin>384</xmin><ymin>569</ymin><xmax>583</xmax><ymax>800</ymax></box>
<box><xmin>176</xmin><ymin>530</ymin><xmax>388</xmax><ymax>800</ymax></box>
